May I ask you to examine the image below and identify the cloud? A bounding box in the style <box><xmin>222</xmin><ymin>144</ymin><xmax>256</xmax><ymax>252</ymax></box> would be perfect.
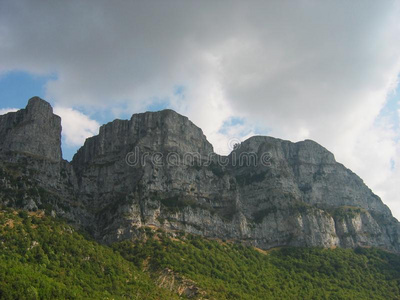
<box><xmin>1</xmin><ymin>0</ymin><xmax>400</xmax><ymax>217</ymax></box>
<box><xmin>53</xmin><ymin>107</ymin><xmax>99</xmax><ymax>148</ymax></box>
<box><xmin>0</xmin><ymin>108</ymin><xmax>18</xmax><ymax>115</ymax></box>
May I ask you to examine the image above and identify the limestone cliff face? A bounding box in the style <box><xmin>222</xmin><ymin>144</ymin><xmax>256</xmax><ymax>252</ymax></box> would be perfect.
<box><xmin>0</xmin><ymin>98</ymin><xmax>88</xmax><ymax>226</ymax></box>
<box><xmin>231</xmin><ymin>136</ymin><xmax>390</xmax><ymax>215</ymax></box>
<box><xmin>73</xmin><ymin>109</ymin><xmax>213</xmax><ymax>168</ymax></box>
<box><xmin>1</xmin><ymin>97</ymin><xmax>399</xmax><ymax>253</ymax></box>
<box><xmin>0</xmin><ymin>97</ymin><xmax>62</xmax><ymax>161</ymax></box>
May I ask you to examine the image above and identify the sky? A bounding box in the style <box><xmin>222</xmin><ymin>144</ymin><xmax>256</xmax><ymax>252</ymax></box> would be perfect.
<box><xmin>0</xmin><ymin>1</ymin><xmax>400</xmax><ymax>219</ymax></box>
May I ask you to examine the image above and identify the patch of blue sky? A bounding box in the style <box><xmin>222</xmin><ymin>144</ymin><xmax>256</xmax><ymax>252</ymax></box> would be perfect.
<box><xmin>0</xmin><ymin>71</ymin><xmax>56</xmax><ymax>109</ymax></box>
<box><xmin>390</xmin><ymin>159</ymin><xmax>396</xmax><ymax>171</ymax></box>
<box><xmin>62</xmin><ymin>146</ymin><xmax>79</xmax><ymax>162</ymax></box>
<box><xmin>218</xmin><ymin>117</ymin><xmax>245</xmax><ymax>135</ymax></box>
<box><xmin>379</xmin><ymin>80</ymin><xmax>400</xmax><ymax>130</ymax></box>
<box><xmin>145</xmin><ymin>98</ymin><xmax>171</xmax><ymax>112</ymax></box>
<box><xmin>375</xmin><ymin>79</ymin><xmax>400</xmax><ymax>146</ymax></box>
<box><xmin>252</xmin><ymin>126</ymin><xmax>270</xmax><ymax>136</ymax></box>
<box><xmin>173</xmin><ymin>85</ymin><xmax>185</xmax><ymax>97</ymax></box>
<box><xmin>143</xmin><ymin>85</ymin><xmax>184</xmax><ymax>113</ymax></box>
<box><xmin>219</xmin><ymin>116</ymin><xmax>270</xmax><ymax>140</ymax></box>
<box><xmin>86</xmin><ymin>102</ymin><xmax>131</xmax><ymax>125</ymax></box>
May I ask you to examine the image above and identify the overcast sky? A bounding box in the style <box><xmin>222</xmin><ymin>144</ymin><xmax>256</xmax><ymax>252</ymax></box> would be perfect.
<box><xmin>1</xmin><ymin>0</ymin><xmax>400</xmax><ymax>218</ymax></box>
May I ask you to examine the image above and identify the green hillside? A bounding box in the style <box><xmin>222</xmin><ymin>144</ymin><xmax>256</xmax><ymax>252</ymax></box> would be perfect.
<box><xmin>114</xmin><ymin>233</ymin><xmax>400</xmax><ymax>299</ymax></box>
<box><xmin>1</xmin><ymin>208</ymin><xmax>400</xmax><ymax>299</ymax></box>
<box><xmin>0</xmin><ymin>208</ymin><xmax>178</xmax><ymax>299</ymax></box>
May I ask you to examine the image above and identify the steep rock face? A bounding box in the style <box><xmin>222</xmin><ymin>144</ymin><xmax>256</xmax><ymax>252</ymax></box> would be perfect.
<box><xmin>230</xmin><ymin>136</ymin><xmax>390</xmax><ymax>215</ymax></box>
<box><xmin>1</xmin><ymin>97</ymin><xmax>399</xmax><ymax>253</ymax></box>
<box><xmin>71</xmin><ymin>110</ymin><xmax>218</xmax><ymax>238</ymax></box>
<box><xmin>70</xmin><ymin>108</ymin><xmax>400</xmax><ymax>252</ymax></box>
<box><xmin>0</xmin><ymin>97</ymin><xmax>62</xmax><ymax>161</ymax></box>
<box><xmin>73</xmin><ymin>109</ymin><xmax>213</xmax><ymax>168</ymax></box>
<box><xmin>0</xmin><ymin>98</ymin><xmax>89</xmax><ymax>227</ymax></box>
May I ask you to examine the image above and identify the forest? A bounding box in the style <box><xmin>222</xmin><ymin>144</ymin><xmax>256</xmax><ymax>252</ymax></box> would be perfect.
<box><xmin>0</xmin><ymin>208</ymin><xmax>399</xmax><ymax>299</ymax></box>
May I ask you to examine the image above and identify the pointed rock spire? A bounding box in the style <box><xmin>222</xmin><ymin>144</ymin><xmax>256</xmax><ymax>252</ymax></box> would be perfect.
<box><xmin>0</xmin><ymin>97</ymin><xmax>62</xmax><ymax>161</ymax></box>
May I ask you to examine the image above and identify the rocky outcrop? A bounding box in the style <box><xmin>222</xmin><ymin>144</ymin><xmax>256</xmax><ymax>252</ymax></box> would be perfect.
<box><xmin>0</xmin><ymin>97</ymin><xmax>89</xmax><ymax>227</ymax></box>
<box><xmin>230</xmin><ymin>136</ymin><xmax>391</xmax><ymax>215</ymax></box>
<box><xmin>0</xmin><ymin>97</ymin><xmax>62</xmax><ymax>161</ymax></box>
<box><xmin>1</xmin><ymin>97</ymin><xmax>399</xmax><ymax>253</ymax></box>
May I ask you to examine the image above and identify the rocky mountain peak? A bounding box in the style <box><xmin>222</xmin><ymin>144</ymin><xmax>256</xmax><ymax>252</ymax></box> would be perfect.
<box><xmin>234</xmin><ymin>136</ymin><xmax>335</xmax><ymax>164</ymax></box>
<box><xmin>26</xmin><ymin>96</ymin><xmax>54</xmax><ymax>114</ymax></box>
<box><xmin>72</xmin><ymin>109</ymin><xmax>213</xmax><ymax>168</ymax></box>
<box><xmin>1</xmin><ymin>97</ymin><xmax>399</xmax><ymax>253</ymax></box>
<box><xmin>0</xmin><ymin>97</ymin><xmax>62</xmax><ymax>161</ymax></box>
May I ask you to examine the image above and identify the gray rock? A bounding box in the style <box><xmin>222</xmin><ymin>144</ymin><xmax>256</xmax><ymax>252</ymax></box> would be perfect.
<box><xmin>1</xmin><ymin>97</ymin><xmax>399</xmax><ymax>253</ymax></box>
<box><xmin>24</xmin><ymin>198</ymin><xmax>38</xmax><ymax>211</ymax></box>
<box><xmin>0</xmin><ymin>97</ymin><xmax>62</xmax><ymax>161</ymax></box>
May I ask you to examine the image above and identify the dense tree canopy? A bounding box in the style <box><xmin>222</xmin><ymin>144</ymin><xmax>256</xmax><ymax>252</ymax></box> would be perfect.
<box><xmin>1</xmin><ymin>208</ymin><xmax>399</xmax><ymax>299</ymax></box>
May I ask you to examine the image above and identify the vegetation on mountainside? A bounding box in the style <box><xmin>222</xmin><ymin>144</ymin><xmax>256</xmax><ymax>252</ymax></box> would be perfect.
<box><xmin>0</xmin><ymin>208</ymin><xmax>178</xmax><ymax>299</ymax></box>
<box><xmin>114</xmin><ymin>233</ymin><xmax>400</xmax><ymax>299</ymax></box>
<box><xmin>0</xmin><ymin>207</ymin><xmax>400</xmax><ymax>299</ymax></box>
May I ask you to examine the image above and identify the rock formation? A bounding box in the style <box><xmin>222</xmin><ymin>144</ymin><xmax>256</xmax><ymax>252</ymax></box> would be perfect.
<box><xmin>1</xmin><ymin>97</ymin><xmax>399</xmax><ymax>252</ymax></box>
<box><xmin>0</xmin><ymin>97</ymin><xmax>62</xmax><ymax>161</ymax></box>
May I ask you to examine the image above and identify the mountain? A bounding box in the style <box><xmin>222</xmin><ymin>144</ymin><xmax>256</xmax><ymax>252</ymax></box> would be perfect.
<box><xmin>0</xmin><ymin>97</ymin><xmax>400</xmax><ymax>253</ymax></box>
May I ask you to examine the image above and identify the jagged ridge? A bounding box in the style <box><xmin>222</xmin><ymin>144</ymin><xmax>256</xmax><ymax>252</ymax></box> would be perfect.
<box><xmin>0</xmin><ymin>97</ymin><xmax>399</xmax><ymax>253</ymax></box>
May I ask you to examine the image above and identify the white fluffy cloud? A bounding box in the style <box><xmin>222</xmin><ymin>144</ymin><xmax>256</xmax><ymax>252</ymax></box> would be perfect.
<box><xmin>53</xmin><ymin>107</ymin><xmax>99</xmax><ymax>148</ymax></box>
<box><xmin>0</xmin><ymin>108</ymin><xmax>18</xmax><ymax>115</ymax></box>
<box><xmin>1</xmin><ymin>1</ymin><xmax>400</xmax><ymax>217</ymax></box>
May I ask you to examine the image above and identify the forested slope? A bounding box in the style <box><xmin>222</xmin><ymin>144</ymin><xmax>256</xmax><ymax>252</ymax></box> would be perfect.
<box><xmin>1</xmin><ymin>208</ymin><xmax>400</xmax><ymax>299</ymax></box>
